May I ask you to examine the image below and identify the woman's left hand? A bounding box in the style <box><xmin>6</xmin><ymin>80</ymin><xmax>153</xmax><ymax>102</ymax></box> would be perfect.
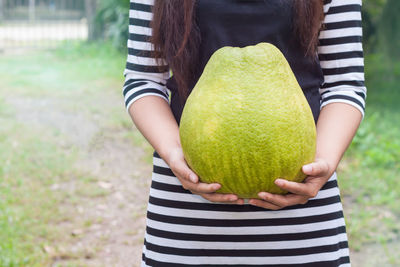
<box><xmin>248</xmin><ymin>159</ymin><xmax>333</xmax><ymax>210</ymax></box>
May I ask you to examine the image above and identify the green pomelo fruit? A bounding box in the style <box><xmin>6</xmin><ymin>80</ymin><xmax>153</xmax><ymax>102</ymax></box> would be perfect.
<box><xmin>179</xmin><ymin>42</ymin><xmax>316</xmax><ymax>198</ymax></box>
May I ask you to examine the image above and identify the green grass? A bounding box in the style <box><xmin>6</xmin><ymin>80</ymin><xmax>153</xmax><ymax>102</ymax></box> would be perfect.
<box><xmin>338</xmin><ymin>53</ymin><xmax>400</xmax><ymax>264</ymax></box>
<box><xmin>0</xmin><ymin>41</ymin><xmax>145</xmax><ymax>266</ymax></box>
<box><xmin>0</xmin><ymin>107</ymin><xmax>77</xmax><ymax>266</ymax></box>
<box><xmin>1</xmin><ymin>41</ymin><xmax>399</xmax><ymax>265</ymax></box>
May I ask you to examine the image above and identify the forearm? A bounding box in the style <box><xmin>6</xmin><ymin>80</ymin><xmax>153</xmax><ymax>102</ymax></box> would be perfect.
<box><xmin>315</xmin><ymin>102</ymin><xmax>363</xmax><ymax>175</ymax></box>
<box><xmin>128</xmin><ymin>96</ymin><xmax>180</xmax><ymax>163</ymax></box>
<box><xmin>128</xmin><ymin>95</ymin><xmax>242</xmax><ymax>202</ymax></box>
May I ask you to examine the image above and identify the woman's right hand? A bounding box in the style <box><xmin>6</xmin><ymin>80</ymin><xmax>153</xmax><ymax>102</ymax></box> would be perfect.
<box><xmin>165</xmin><ymin>147</ymin><xmax>244</xmax><ymax>204</ymax></box>
<box><xmin>128</xmin><ymin>96</ymin><xmax>242</xmax><ymax>204</ymax></box>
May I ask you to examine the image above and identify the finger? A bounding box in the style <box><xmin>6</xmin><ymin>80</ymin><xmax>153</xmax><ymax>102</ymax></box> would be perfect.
<box><xmin>181</xmin><ymin>180</ymin><xmax>221</xmax><ymax>193</ymax></box>
<box><xmin>302</xmin><ymin>160</ymin><xmax>330</xmax><ymax>177</ymax></box>
<box><xmin>199</xmin><ymin>193</ymin><xmax>239</xmax><ymax>203</ymax></box>
<box><xmin>274</xmin><ymin>179</ymin><xmax>320</xmax><ymax>198</ymax></box>
<box><xmin>258</xmin><ymin>192</ymin><xmax>309</xmax><ymax>207</ymax></box>
<box><xmin>248</xmin><ymin>199</ymin><xmax>282</xmax><ymax>210</ymax></box>
<box><xmin>235</xmin><ymin>199</ymin><xmax>245</xmax><ymax>205</ymax></box>
<box><xmin>171</xmin><ymin>159</ymin><xmax>199</xmax><ymax>183</ymax></box>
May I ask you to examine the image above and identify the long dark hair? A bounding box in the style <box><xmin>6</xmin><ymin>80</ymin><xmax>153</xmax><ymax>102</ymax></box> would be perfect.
<box><xmin>151</xmin><ymin>0</ymin><xmax>325</xmax><ymax>99</ymax></box>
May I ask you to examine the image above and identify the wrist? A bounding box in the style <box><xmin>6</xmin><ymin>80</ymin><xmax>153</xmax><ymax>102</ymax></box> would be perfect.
<box><xmin>314</xmin><ymin>155</ymin><xmax>337</xmax><ymax>178</ymax></box>
<box><xmin>157</xmin><ymin>141</ymin><xmax>182</xmax><ymax>166</ymax></box>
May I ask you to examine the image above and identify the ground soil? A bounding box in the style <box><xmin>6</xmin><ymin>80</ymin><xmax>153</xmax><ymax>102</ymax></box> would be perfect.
<box><xmin>5</xmin><ymin>84</ymin><xmax>151</xmax><ymax>266</ymax></box>
<box><xmin>3</xmin><ymin>49</ymin><xmax>396</xmax><ymax>267</ymax></box>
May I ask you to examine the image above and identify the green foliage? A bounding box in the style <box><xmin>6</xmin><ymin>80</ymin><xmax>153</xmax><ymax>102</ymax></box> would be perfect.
<box><xmin>362</xmin><ymin>0</ymin><xmax>387</xmax><ymax>52</ymax></box>
<box><xmin>339</xmin><ymin>50</ymin><xmax>400</xmax><ymax>257</ymax></box>
<box><xmin>362</xmin><ymin>0</ymin><xmax>400</xmax><ymax>66</ymax></box>
<box><xmin>0</xmin><ymin>42</ymin><xmax>127</xmax><ymax>265</ymax></box>
<box><xmin>94</xmin><ymin>0</ymin><xmax>129</xmax><ymax>51</ymax></box>
<box><xmin>0</xmin><ymin>123</ymin><xmax>72</xmax><ymax>266</ymax></box>
<box><xmin>363</xmin><ymin>53</ymin><xmax>400</xmax><ymax>109</ymax></box>
<box><xmin>379</xmin><ymin>0</ymin><xmax>400</xmax><ymax>60</ymax></box>
<box><xmin>338</xmin><ymin>3</ymin><xmax>400</xmax><ymax>253</ymax></box>
<box><xmin>349</xmin><ymin>111</ymin><xmax>400</xmax><ymax>169</ymax></box>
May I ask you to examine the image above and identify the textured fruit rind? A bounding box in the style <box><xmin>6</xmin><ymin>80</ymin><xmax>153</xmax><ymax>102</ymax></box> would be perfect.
<box><xmin>179</xmin><ymin>43</ymin><xmax>316</xmax><ymax>199</ymax></box>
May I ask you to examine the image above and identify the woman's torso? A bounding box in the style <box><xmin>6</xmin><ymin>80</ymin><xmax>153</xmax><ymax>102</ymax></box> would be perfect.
<box><xmin>167</xmin><ymin>0</ymin><xmax>324</xmax><ymax>124</ymax></box>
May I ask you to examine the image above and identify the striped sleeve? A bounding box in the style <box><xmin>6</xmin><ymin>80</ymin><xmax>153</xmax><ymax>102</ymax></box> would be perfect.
<box><xmin>318</xmin><ymin>0</ymin><xmax>367</xmax><ymax>117</ymax></box>
<box><xmin>123</xmin><ymin>0</ymin><xmax>170</xmax><ymax>112</ymax></box>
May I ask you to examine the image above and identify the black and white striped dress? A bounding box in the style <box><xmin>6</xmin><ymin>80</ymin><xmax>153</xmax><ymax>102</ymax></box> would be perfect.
<box><xmin>123</xmin><ymin>0</ymin><xmax>366</xmax><ymax>266</ymax></box>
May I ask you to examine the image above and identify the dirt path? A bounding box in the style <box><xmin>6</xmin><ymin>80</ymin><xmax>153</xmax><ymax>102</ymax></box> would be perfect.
<box><xmin>5</xmin><ymin>85</ymin><xmax>151</xmax><ymax>266</ymax></box>
<box><xmin>53</xmin><ymin>129</ymin><xmax>151</xmax><ymax>267</ymax></box>
<box><xmin>3</xmin><ymin>49</ymin><xmax>396</xmax><ymax>267</ymax></box>
<box><xmin>6</xmin><ymin>92</ymin><xmax>389</xmax><ymax>267</ymax></box>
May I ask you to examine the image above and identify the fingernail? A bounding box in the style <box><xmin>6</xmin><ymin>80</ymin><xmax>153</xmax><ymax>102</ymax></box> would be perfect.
<box><xmin>275</xmin><ymin>179</ymin><xmax>284</xmax><ymax>187</ymax></box>
<box><xmin>259</xmin><ymin>192</ymin><xmax>270</xmax><ymax>199</ymax></box>
<box><xmin>248</xmin><ymin>200</ymin><xmax>256</xmax><ymax>206</ymax></box>
<box><xmin>303</xmin><ymin>165</ymin><xmax>312</xmax><ymax>173</ymax></box>
<box><xmin>230</xmin><ymin>196</ymin><xmax>238</xmax><ymax>201</ymax></box>
<box><xmin>213</xmin><ymin>184</ymin><xmax>221</xmax><ymax>190</ymax></box>
<box><xmin>189</xmin><ymin>174</ymin><xmax>197</xmax><ymax>183</ymax></box>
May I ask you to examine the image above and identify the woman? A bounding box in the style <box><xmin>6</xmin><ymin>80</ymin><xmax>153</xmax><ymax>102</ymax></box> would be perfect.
<box><xmin>123</xmin><ymin>0</ymin><xmax>366</xmax><ymax>266</ymax></box>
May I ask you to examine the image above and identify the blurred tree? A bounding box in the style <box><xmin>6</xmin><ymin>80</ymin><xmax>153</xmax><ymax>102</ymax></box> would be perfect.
<box><xmin>0</xmin><ymin>0</ymin><xmax>4</xmax><ymax>21</ymax></box>
<box><xmin>94</xmin><ymin>0</ymin><xmax>129</xmax><ymax>50</ymax></box>
<box><xmin>85</xmin><ymin>0</ymin><xmax>98</xmax><ymax>40</ymax></box>
<box><xmin>379</xmin><ymin>0</ymin><xmax>400</xmax><ymax>60</ymax></box>
<box><xmin>362</xmin><ymin>0</ymin><xmax>387</xmax><ymax>52</ymax></box>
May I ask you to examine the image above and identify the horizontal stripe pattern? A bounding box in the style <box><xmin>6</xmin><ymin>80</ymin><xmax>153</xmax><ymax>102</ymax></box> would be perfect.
<box><xmin>144</xmin><ymin>234</ymin><xmax>349</xmax><ymax>253</ymax></box>
<box><xmin>146</xmin><ymin>217</ymin><xmax>347</xmax><ymax>236</ymax></box>
<box><xmin>143</xmin><ymin>239</ymin><xmax>349</xmax><ymax>257</ymax></box>
<box><xmin>142</xmin><ymin>257</ymin><xmax>351</xmax><ymax>267</ymax></box>
<box><xmin>146</xmin><ymin>209</ymin><xmax>345</xmax><ymax>227</ymax></box>
<box><xmin>147</xmin><ymin>195</ymin><xmax>343</xmax><ymax>215</ymax></box>
<box><xmin>124</xmin><ymin>0</ymin><xmax>356</xmax><ymax>265</ymax></box>
<box><xmin>146</xmin><ymin>225</ymin><xmax>347</xmax><ymax>242</ymax></box>
<box><xmin>318</xmin><ymin>0</ymin><xmax>366</xmax><ymax>116</ymax></box>
<box><xmin>123</xmin><ymin>0</ymin><xmax>170</xmax><ymax>111</ymax></box>
<box><xmin>143</xmin><ymin>247</ymin><xmax>349</xmax><ymax>266</ymax></box>
<box><xmin>140</xmin><ymin>154</ymin><xmax>350</xmax><ymax>266</ymax></box>
<box><xmin>123</xmin><ymin>0</ymin><xmax>367</xmax><ymax>117</ymax></box>
<box><xmin>149</xmin><ymin>181</ymin><xmax>339</xmax><ymax>204</ymax></box>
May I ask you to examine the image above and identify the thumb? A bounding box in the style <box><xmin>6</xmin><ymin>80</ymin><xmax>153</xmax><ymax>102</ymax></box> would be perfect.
<box><xmin>172</xmin><ymin>159</ymin><xmax>198</xmax><ymax>183</ymax></box>
<box><xmin>302</xmin><ymin>160</ymin><xmax>330</xmax><ymax>176</ymax></box>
